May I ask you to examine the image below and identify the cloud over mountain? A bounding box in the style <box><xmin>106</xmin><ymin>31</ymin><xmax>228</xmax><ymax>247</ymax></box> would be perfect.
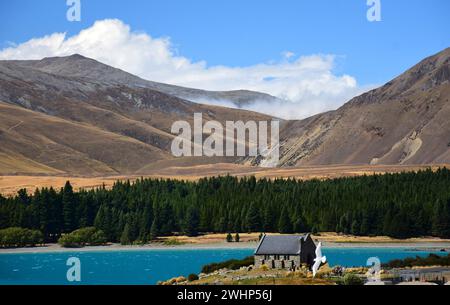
<box><xmin>0</xmin><ymin>19</ymin><xmax>369</xmax><ymax>119</ymax></box>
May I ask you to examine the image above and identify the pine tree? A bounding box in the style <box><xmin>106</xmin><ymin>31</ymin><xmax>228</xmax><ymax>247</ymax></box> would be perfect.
<box><xmin>393</xmin><ymin>209</ymin><xmax>411</xmax><ymax>239</ymax></box>
<box><xmin>2</xmin><ymin>169</ymin><xmax>450</xmax><ymax>244</ymax></box>
<box><xmin>351</xmin><ymin>219</ymin><xmax>360</xmax><ymax>236</ymax></box>
<box><xmin>94</xmin><ymin>205</ymin><xmax>107</xmax><ymax>237</ymax></box>
<box><xmin>432</xmin><ymin>199</ymin><xmax>450</xmax><ymax>238</ymax></box>
<box><xmin>120</xmin><ymin>222</ymin><xmax>132</xmax><ymax>245</ymax></box>
<box><xmin>150</xmin><ymin>215</ymin><xmax>161</xmax><ymax>240</ymax></box>
<box><xmin>215</xmin><ymin>217</ymin><xmax>227</xmax><ymax>232</ymax></box>
<box><xmin>128</xmin><ymin>212</ymin><xmax>139</xmax><ymax>242</ymax></box>
<box><xmin>359</xmin><ymin>211</ymin><xmax>370</xmax><ymax>236</ymax></box>
<box><xmin>293</xmin><ymin>215</ymin><xmax>306</xmax><ymax>233</ymax></box>
<box><xmin>278</xmin><ymin>208</ymin><xmax>292</xmax><ymax>234</ymax></box>
<box><xmin>245</xmin><ymin>203</ymin><xmax>260</xmax><ymax>232</ymax></box>
<box><xmin>339</xmin><ymin>213</ymin><xmax>350</xmax><ymax>234</ymax></box>
<box><xmin>62</xmin><ymin>181</ymin><xmax>76</xmax><ymax>233</ymax></box>
<box><xmin>139</xmin><ymin>205</ymin><xmax>152</xmax><ymax>242</ymax></box>
<box><xmin>184</xmin><ymin>206</ymin><xmax>200</xmax><ymax>237</ymax></box>
<box><xmin>382</xmin><ymin>208</ymin><xmax>394</xmax><ymax>237</ymax></box>
<box><xmin>160</xmin><ymin>204</ymin><xmax>174</xmax><ymax>235</ymax></box>
<box><xmin>37</xmin><ymin>189</ymin><xmax>49</xmax><ymax>240</ymax></box>
<box><xmin>262</xmin><ymin>206</ymin><xmax>275</xmax><ymax>232</ymax></box>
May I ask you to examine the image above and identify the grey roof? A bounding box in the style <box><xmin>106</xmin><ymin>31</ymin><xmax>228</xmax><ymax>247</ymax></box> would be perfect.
<box><xmin>254</xmin><ymin>235</ymin><xmax>307</xmax><ymax>255</ymax></box>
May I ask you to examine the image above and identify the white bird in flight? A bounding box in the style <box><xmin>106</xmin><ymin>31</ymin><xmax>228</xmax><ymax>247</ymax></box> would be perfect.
<box><xmin>312</xmin><ymin>242</ymin><xmax>327</xmax><ymax>277</ymax></box>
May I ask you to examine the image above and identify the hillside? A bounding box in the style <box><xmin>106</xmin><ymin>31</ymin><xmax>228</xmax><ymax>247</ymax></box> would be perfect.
<box><xmin>0</xmin><ymin>55</ymin><xmax>272</xmax><ymax>175</ymax></box>
<box><xmin>265</xmin><ymin>48</ymin><xmax>450</xmax><ymax>167</ymax></box>
<box><xmin>1</xmin><ymin>48</ymin><xmax>450</xmax><ymax>176</ymax></box>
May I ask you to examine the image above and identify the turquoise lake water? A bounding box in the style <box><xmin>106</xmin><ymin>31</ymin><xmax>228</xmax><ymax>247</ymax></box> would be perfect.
<box><xmin>0</xmin><ymin>247</ymin><xmax>445</xmax><ymax>285</ymax></box>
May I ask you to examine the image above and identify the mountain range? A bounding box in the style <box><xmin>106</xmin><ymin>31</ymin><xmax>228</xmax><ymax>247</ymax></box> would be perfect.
<box><xmin>0</xmin><ymin>48</ymin><xmax>449</xmax><ymax>176</ymax></box>
<box><xmin>267</xmin><ymin>47</ymin><xmax>450</xmax><ymax>167</ymax></box>
<box><xmin>0</xmin><ymin>54</ymin><xmax>272</xmax><ymax>175</ymax></box>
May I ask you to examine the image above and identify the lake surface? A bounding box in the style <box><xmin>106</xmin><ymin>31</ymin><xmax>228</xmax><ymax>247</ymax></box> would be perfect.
<box><xmin>0</xmin><ymin>247</ymin><xmax>445</xmax><ymax>285</ymax></box>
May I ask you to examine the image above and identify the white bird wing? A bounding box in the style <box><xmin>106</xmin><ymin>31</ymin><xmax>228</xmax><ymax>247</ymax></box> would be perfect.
<box><xmin>312</xmin><ymin>259</ymin><xmax>321</xmax><ymax>277</ymax></box>
<box><xmin>315</xmin><ymin>243</ymin><xmax>322</xmax><ymax>259</ymax></box>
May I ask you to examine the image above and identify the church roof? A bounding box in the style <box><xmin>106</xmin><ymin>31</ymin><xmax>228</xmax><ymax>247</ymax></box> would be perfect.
<box><xmin>254</xmin><ymin>234</ymin><xmax>309</xmax><ymax>255</ymax></box>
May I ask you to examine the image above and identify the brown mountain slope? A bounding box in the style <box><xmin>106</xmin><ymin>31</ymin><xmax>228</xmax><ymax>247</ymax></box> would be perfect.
<box><xmin>11</xmin><ymin>54</ymin><xmax>283</xmax><ymax>107</ymax></box>
<box><xmin>2</xmin><ymin>48</ymin><xmax>450</xmax><ymax>176</ymax></box>
<box><xmin>269</xmin><ymin>48</ymin><xmax>450</xmax><ymax>167</ymax></box>
<box><xmin>0</xmin><ymin>101</ymin><xmax>169</xmax><ymax>175</ymax></box>
<box><xmin>0</xmin><ymin>56</ymin><xmax>272</xmax><ymax>175</ymax></box>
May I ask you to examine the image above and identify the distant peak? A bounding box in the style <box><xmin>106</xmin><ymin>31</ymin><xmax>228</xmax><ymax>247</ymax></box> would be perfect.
<box><xmin>41</xmin><ymin>54</ymin><xmax>89</xmax><ymax>62</ymax></box>
<box><xmin>67</xmin><ymin>54</ymin><xmax>87</xmax><ymax>59</ymax></box>
<box><xmin>63</xmin><ymin>54</ymin><xmax>94</xmax><ymax>62</ymax></box>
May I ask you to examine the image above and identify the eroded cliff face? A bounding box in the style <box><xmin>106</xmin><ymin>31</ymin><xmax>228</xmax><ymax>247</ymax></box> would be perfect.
<box><xmin>266</xmin><ymin>48</ymin><xmax>450</xmax><ymax>167</ymax></box>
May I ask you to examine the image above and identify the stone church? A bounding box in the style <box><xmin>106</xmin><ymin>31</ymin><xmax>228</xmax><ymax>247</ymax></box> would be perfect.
<box><xmin>254</xmin><ymin>234</ymin><xmax>317</xmax><ymax>270</ymax></box>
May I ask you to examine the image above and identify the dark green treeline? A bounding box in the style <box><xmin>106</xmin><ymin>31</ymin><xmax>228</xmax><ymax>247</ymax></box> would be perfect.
<box><xmin>1</xmin><ymin>168</ymin><xmax>450</xmax><ymax>243</ymax></box>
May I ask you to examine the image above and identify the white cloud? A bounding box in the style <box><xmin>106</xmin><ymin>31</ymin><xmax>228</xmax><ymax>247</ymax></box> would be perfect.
<box><xmin>0</xmin><ymin>19</ymin><xmax>372</xmax><ymax>119</ymax></box>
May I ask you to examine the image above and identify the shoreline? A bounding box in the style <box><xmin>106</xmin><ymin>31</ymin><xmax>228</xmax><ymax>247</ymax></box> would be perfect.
<box><xmin>1</xmin><ymin>241</ymin><xmax>450</xmax><ymax>255</ymax></box>
<box><xmin>0</xmin><ymin>242</ymin><xmax>257</xmax><ymax>254</ymax></box>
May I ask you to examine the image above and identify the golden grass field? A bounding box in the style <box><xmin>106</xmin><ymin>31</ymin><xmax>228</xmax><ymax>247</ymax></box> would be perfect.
<box><xmin>0</xmin><ymin>163</ymin><xmax>448</xmax><ymax>196</ymax></box>
<box><xmin>158</xmin><ymin>232</ymin><xmax>450</xmax><ymax>245</ymax></box>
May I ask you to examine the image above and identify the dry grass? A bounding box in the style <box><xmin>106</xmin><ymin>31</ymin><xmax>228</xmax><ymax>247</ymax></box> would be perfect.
<box><xmin>0</xmin><ymin>101</ymin><xmax>168</xmax><ymax>177</ymax></box>
<box><xmin>182</xmin><ymin>266</ymin><xmax>335</xmax><ymax>285</ymax></box>
<box><xmin>158</xmin><ymin>233</ymin><xmax>261</xmax><ymax>244</ymax></box>
<box><xmin>139</xmin><ymin>162</ymin><xmax>449</xmax><ymax>181</ymax></box>
<box><xmin>0</xmin><ymin>175</ymin><xmax>127</xmax><ymax>196</ymax></box>
<box><xmin>1</xmin><ymin>163</ymin><xmax>448</xmax><ymax>196</ymax></box>
<box><xmin>313</xmin><ymin>232</ymin><xmax>450</xmax><ymax>244</ymax></box>
<box><xmin>157</xmin><ymin>232</ymin><xmax>450</xmax><ymax>245</ymax></box>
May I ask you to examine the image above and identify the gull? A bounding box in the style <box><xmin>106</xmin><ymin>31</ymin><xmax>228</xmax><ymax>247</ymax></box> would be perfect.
<box><xmin>312</xmin><ymin>242</ymin><xmax>327</xmax><ymax>277</ymax></box>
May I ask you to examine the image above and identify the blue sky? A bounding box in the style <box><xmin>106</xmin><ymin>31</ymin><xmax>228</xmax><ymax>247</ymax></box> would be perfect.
<box><xmin>1</xmin><ymin>0</ymin><xmax>449</xmax><ymax>84</ymax></box>
<box><xmin>0</xmin><ymin>0</ymin><xmax>449</xmax><ymax>118</ymax></box>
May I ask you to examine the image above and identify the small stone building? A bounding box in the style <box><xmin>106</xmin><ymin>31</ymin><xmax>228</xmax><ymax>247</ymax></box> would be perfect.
<box><xmin>254</xmin><ymin>234</ymin><xmax>317</xmax><ymax>270</ymax></box>
<box><xmin>395</xmin><ymin>267</ymin><xmax>450</xmax><ymax>285</ymax></box>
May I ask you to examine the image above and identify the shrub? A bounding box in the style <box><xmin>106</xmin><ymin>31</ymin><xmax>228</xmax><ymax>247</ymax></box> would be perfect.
<box><xmin>316</xmin><ymin>263</ymin><xmax>333</xmax><ymax>278</ymax></box>
<box><xmin>201</xmin><ymin>256</ymin><xmax>254</xmax><ymax>274</ymax></box>
<box><xmin>293</xmin><ymin>268</ymin><xmax>308</xmax><ymax>278</ymax></box>
<box><xmin>90</xmin><ymin>230</ymin><xmax>107</xmax><ymax>245</ymax></box>
<box><xmin>58</xmin><ymin>234</ymin><xmax>81</xmax><ymax>248</ymax></box>
<box><xmin>58</xmin><ymin>227</ymin><xmax>106</xmax><ymax>248</ymax></box>
<box><xmin>163</xmin><ymin>238</ymin><xmax>185</xmax><ymax>246</ymax></box>
<box><xmin>332</xmin><ymin>266</ymin><xmax>344</xmax><ymax>276</ymax></box>
<box><xmin>383</xmin><ymin>253</ymin><xmax>450</xmax><ymax>268</ymax></box>
<box><xmin>226</xmin><ymin>233</ymin><xmax>233</xmax><ymax>242</ymax></box>
<box><xmin>342</xmin><ymin>273</ymin><xmax>364</xmax><ymax>285</ymax></box>
<box><xmin>188</xmin><ymin>274</ymin><xmax>199</xmax><ymax>282</ymax></box>
<box><xmin>0</xmin><ymin>227</ymin><xmax>44</xmax><ymax>248</ymax></box>
<box><xmin>234</xmin><ymin>233</ymin><xmax>240</xmax><ymax>242</ymax></box>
